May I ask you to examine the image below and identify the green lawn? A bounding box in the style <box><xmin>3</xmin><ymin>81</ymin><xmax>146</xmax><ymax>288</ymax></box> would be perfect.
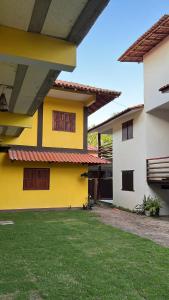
<box><xmin>0</xmin><ymin>210</ymin><xmax>169</xmax><ymax>300</ymax></box>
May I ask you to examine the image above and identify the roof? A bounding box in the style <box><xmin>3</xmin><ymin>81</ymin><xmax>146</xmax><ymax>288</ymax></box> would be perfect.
<box><xmin>53</xmin><ymin>80</ymin><xmax>121</xmax><ymax>115</ymax></box>
<box><xmin>88</xmin><ymin>104</ymin><xmax>144</xmax><ymax>132</ymax></box>
<box><xmin>8</xmin><ymin>150</ymin><xmax>108</xmax><ymax>165</ymax></box>
<box><xmin>119</xmin><ymin>15</ymin><xmax>169</xmax><ymax>62</ymax></box>
<box><xmin>159</xmin><ymin>84</ymin><xmax>169</xmax><ymax>93</ymax></box>
<box><xmin>88</xmin><ymin>145</ymin><xmax>98</xmax><ymax>151</ymax></box>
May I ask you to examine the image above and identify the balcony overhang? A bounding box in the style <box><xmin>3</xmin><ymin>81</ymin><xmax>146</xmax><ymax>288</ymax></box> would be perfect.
<box><xmin>0</xmin><ymin>112</ymin><xmax>32</xmax><ymax>129</ymax></box>
<box><xmin>0</xmin><ymin>0</ymin><xmax>110</xmax><ymax>139</ymax></box>
<box><xmin>0</xmin><ymin>26</ymin><xmax>76</xmax><ymax>72</ymax></box>
<box><xmin>0</xmin><ymin>112</ymin><xmax>32</xmax><ymax>139</ymax></box>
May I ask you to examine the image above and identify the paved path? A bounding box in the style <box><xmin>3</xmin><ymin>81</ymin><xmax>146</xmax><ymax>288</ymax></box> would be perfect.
<box><xmin>93</xmin><ymin>206</ymin><xmax>169</xmax><ymax>247</ymax></box>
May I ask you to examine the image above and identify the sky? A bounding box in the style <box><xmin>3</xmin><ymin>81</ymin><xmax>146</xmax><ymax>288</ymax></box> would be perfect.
<box><xmin>59</xmin><ymin>0</ymin><xmax>169</xmax><ymax>127</ymax></box>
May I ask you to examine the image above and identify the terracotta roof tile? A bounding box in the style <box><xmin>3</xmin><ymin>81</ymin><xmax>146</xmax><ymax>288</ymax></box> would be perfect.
<box><xmin>53</xmin><ymin>80</ymin><xmax>121</xmax><ymax>115</ymax></box>
<box><xmin>8</xmin><ymin>150</ymin><xmax>108</xmax><ymax>165</ymax></box>
<box><xmin>119</xmin><ymin>15</ymin><xmax>169</xmax><ymax>62</ymax></box>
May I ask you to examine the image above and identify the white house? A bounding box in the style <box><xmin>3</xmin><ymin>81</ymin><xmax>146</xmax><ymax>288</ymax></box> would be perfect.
<box><xmin>89</xmin><ymin>15</ymin><xmax>169</xmax><ymax>215</ymax></box>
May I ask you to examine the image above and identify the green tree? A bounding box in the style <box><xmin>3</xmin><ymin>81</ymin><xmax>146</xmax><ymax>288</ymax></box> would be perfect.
<box><xmin>88</xmin><ymin>131</ymin><xmax>112</xmax><ymax>147</ymax></box>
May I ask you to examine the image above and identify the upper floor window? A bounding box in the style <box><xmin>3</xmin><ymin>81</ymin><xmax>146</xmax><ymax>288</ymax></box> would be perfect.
<box><xmin>122</xmin><ymin>119</ymin><xmax>133</xmax><ymax>141</ymax></box>
<box><xmin>23</xmin><ymin>168</ymin><xmax>50</xmax><ymax>190</ymax></box>
<box><xmin>52</xmin><ymin>111</ymin><xmax>76</xmax><ymax>132</ymax></box>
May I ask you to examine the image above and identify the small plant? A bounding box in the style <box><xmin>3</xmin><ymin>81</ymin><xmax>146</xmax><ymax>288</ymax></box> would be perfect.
<box><xmin>83</xmin><ymin>195</ymin><xmax>94</xmax><ymax>210</ymax></box>
<box><xmin>135</xmin><ymin>195</ymin><xmax>161</xmax><ymax>216</ymax></box>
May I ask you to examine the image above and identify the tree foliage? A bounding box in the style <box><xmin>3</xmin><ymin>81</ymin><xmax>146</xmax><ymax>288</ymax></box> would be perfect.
<box><xmin>88</xmin><ymin>131</ymin><xmax>112</xmax><ymax>147</ymax></box>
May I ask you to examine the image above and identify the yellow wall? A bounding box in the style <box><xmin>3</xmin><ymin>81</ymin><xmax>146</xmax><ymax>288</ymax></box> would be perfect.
<box><xmin>1</xmin><ymin>112</ymin><xmax>37</xmax><ymax>146</ymax></box>
<box><xmin>0</xmin><ymin>153</ymin><xmax>88</xmax><ymax>210</ymax></box>
<box><xmin>43</xmin><ymin>97</ymin><xmax>84</xmax><ymax>149</ymax></box>
<box><xmin>1</xmin><ymin>97</ymin><xmax>84</xmax><ymax>149</ymax></box>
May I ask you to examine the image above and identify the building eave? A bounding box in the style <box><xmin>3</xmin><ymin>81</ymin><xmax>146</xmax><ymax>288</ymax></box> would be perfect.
<box><xmin>118</xmin><ymin>15</ymin><xmax>169</xmax><ymax>63</ymax></box>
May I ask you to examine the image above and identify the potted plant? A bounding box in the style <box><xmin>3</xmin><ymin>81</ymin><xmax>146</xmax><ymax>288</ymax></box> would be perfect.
<box><xmin>143</xmin><ymin>195</ymin><xmax>161</xmax><ymax>217</ymax></box>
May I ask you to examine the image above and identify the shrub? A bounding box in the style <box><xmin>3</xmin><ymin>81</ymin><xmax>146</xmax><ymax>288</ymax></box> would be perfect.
<box><xmin>135</xmin><ymin>195</ymin><xmax>161</xmax><ymax>216</ymax></box>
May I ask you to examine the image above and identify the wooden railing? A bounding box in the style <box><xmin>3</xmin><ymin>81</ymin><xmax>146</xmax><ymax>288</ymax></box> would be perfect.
<box><xmin>98</xmin><ymin>142</ymin><xmax>112</xmax><ymax>161</ymax></box>
<box><xmin>147</xmin><ymin>156</ymin><xmax>169</xmax><ymax>184</ymax></box>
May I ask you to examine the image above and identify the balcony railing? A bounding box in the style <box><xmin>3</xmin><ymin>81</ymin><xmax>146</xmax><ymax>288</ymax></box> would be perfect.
<box><xmin>98</xmin><ymin>142</ymin><xmax>112</xmax><ymax>161</ymax></box>
<box><xmin>147</xmin><ymin>156</ymin><xmax>169</xmax><ymax>184</ymax></box>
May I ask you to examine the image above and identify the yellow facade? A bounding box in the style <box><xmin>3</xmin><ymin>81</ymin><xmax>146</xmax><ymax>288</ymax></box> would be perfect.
<box><xmin>43</xmin><ymin>97</ymin><xmax>84</xmax><ymax>149</ymax></box>
<box><xmin>0</xmin><ymin>153</ymin><xmax>88</xmax><ymax>210</ymax></box>
<box><xmin>2</xmin><ymin>96</ymin><xmax>84</xmax><ymax>149</ymax></box>
<box><xmin>0</xmin><ymin>94</ymin><xmax>89</xmax><ymax>210</ymax></box>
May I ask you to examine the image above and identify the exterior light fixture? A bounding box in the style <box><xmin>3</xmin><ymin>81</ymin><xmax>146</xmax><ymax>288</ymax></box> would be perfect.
<box><xmin>0</xmin><ymin>84</ymin><xmax>13</xmax><ymax>112</ymax></box>
<box><xmin>81</xmin><ymin>172</ymin><xmax>89</xmax><ymax>178</ymax></box>
<box><xmin>0</xmin><ymin>93</ymin><xmax>9</xmax><ymax>112</ymax></box>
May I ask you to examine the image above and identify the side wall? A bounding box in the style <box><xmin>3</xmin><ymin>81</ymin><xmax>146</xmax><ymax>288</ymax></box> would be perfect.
<box><xmin>144</xmin><ymin>35</ymin><xmax>169</xmax><ymax>112</ymax></box>
<box><xmin>113</xmin><ymin>110</ymin><xmax>146</xmax><ymax>210</ymax></box>
<box><xmin>144</xmin><ymin>37</ymin><xmax>169</xmax><ymax>215</ymax></box>
<box><xmin>0</xmin><ymin>153</ymin><xmax>88</xmax><ymax>210</ymax></box>
<box><xmin>145</xmin><ymin>110</ymin><xmax>169</xmax><ymax>215</ymax></box>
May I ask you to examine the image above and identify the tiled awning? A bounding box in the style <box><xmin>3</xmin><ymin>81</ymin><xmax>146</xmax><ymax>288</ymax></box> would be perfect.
<box><xmin>8</xmin><ymin>149</ymin><xmax>108</xmax><ymax>165</ymax></box>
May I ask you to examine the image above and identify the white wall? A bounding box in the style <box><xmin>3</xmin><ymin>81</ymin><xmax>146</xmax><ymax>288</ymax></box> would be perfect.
<box><xmin>145</xmin><ymin>110</ymin><xmax>169</xmax><ymax>215</ymax></box>
<box><xmin>113</xmin><ymin>109</ymin><xmax>146</xmax><ymax>210</ymax></box>
<box><xmin>144</xmin><ymin>35</ymin><xmax>169</xmax><ymax>112</ymax></box>
<box><xmin>143</xmin><ymin>36</ymin><xmax>169</xmax><ymax>214</ymax></box>
<box><xmin>146</xmin><ymin>110</ymin><xmax>169</xmax><ymax>158</ymax></box>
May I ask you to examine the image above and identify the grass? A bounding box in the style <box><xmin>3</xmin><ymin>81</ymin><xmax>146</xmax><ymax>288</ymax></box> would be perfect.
<box><xmin>0</xmin><ymin>210</ymin><xmax>169</xmax><ymax>299</ymax></box>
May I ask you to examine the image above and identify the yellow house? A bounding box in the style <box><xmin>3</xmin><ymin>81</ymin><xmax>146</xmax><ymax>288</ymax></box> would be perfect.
<box><xmin>0</xmin><ymin>80</ymin><xmax>120</xmax><ymax>211</ymax></box>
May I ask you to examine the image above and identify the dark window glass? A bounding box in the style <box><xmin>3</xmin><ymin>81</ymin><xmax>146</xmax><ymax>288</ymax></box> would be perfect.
<box><xmin>23</xmin><ymin>168</ymin><xmax>50</xmax><ymax>190</ymax></box>
<box><xmin>122</xmin><ymin>170</ymin><xmax>134</xmax><ymax>191</ymax></box>
<box><xmin>52</xmin><ymin>111</ymin><xmax>76</xmax><ymax>132</ymax></box>
<box><xmin>122</xmin><ymin>120</ymin><xmax>133</xmax><ymax>141</ymax></box>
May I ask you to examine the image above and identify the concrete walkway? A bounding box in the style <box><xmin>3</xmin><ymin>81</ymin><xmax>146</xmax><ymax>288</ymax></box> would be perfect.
<box><xmin>93</xmin><ymin>206</ymin><xmax>169</xmax><ymax>247</ymax></box>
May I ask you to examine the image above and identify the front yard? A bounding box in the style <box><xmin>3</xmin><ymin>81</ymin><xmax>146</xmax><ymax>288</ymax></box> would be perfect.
<box><xmin>0</xmin><ymin>210</ymin><xmax>169</xmax><ymax>300</ymax></box>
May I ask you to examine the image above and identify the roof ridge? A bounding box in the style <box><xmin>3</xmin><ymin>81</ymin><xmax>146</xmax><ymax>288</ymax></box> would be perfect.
<box><xmin>88</xmin><ymin>104</ymin><xmax>144</xmax><ymax>132</ymax></box>
<box><xmin>54</xmin><ymin>79</ymin><xmax>121</xmax><ymax>95</ymax></box>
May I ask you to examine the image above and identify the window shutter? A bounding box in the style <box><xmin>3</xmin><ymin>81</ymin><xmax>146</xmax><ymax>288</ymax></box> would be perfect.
<box><xmin>122</xmin><ymin>122</ymin><xmax>127</xmax><ymax>141</ymax></box>
<box><xmin>127</xmin><ymin>120</ymin><xmax>133</xmax><ymax>139</ymax></box>
<box><xmin>122</xmin><ymin>119</ymin><xmax>133</xmax><ymax>141</ymax></box>
<box><xmin>70</xmin><ymin>113</ymin><xmax>75</xmax><ymax>132</ymax></box>
<box><xmin>122</xmin><ymin>170</ymin><xmax>134</xmax><ymax>191</ymax></box>
<box><xmin>65</xmin><ymin>112</ymin><xmax>70</xmax><ymax>132</ymax></box>
<box><xmin>23</xmin><ymin>168</ymin><xmax>50</xmax><ymax>190</ymax></box>
<box><xmin>52</xmin><ymin>111</ymin><xmax>75</xmax><ymax>132</ymax></box>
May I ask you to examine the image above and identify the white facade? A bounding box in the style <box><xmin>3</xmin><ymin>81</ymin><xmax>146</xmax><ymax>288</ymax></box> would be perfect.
<box><xmin>89</xmin><ymin>27</ymin><xmax>169</xmax><ymax>215</ymax></box>
<box><xmin>143</xmin><ymin>36</ymin><xmax>169</xmax><ymax>215</ymax></box>
<box><xmin>144</xmin><ymin>35</ymin><xmax>169</xmax><ymax>112</ymax></box>
<box><xmin>112</xmin><ymin>34</ymin><xmax>169</xmax><ymax>215</ymax></box>
<box><xmin>113</xmin><ymin>109</ymin><xmax>146</xmax><ymax>210</ymax></box>
<box><xmin>94</xmin><ymin>106</ymin><xmax>169</xmax><ymax>215</ymax></box>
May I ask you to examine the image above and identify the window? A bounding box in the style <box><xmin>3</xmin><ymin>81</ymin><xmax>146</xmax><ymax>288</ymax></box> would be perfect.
<box><xmin>122</xmin><ymin>119</ymin><xmax>133</xmax><ymax>141</ymax></box>
<box><xmin>23</xmin><ymin>168</ymin><xmax>50</xmax><ymax>190</ymax></box>
<box><xmin>122</xmin><ymin>170</ymin><xmax>134</xmax><ymax>191</ymax></box>
<box><xmin>52</xmin><ymin>111</ymin><xmax>76</xmax><ymax>132</ymax></box>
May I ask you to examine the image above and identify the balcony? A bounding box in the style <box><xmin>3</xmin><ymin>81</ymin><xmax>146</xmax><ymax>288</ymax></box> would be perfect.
<box><xmin>147</xmin><ymin>156</ymin><xmax>169</xmax><ymax>185</ymax></box>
